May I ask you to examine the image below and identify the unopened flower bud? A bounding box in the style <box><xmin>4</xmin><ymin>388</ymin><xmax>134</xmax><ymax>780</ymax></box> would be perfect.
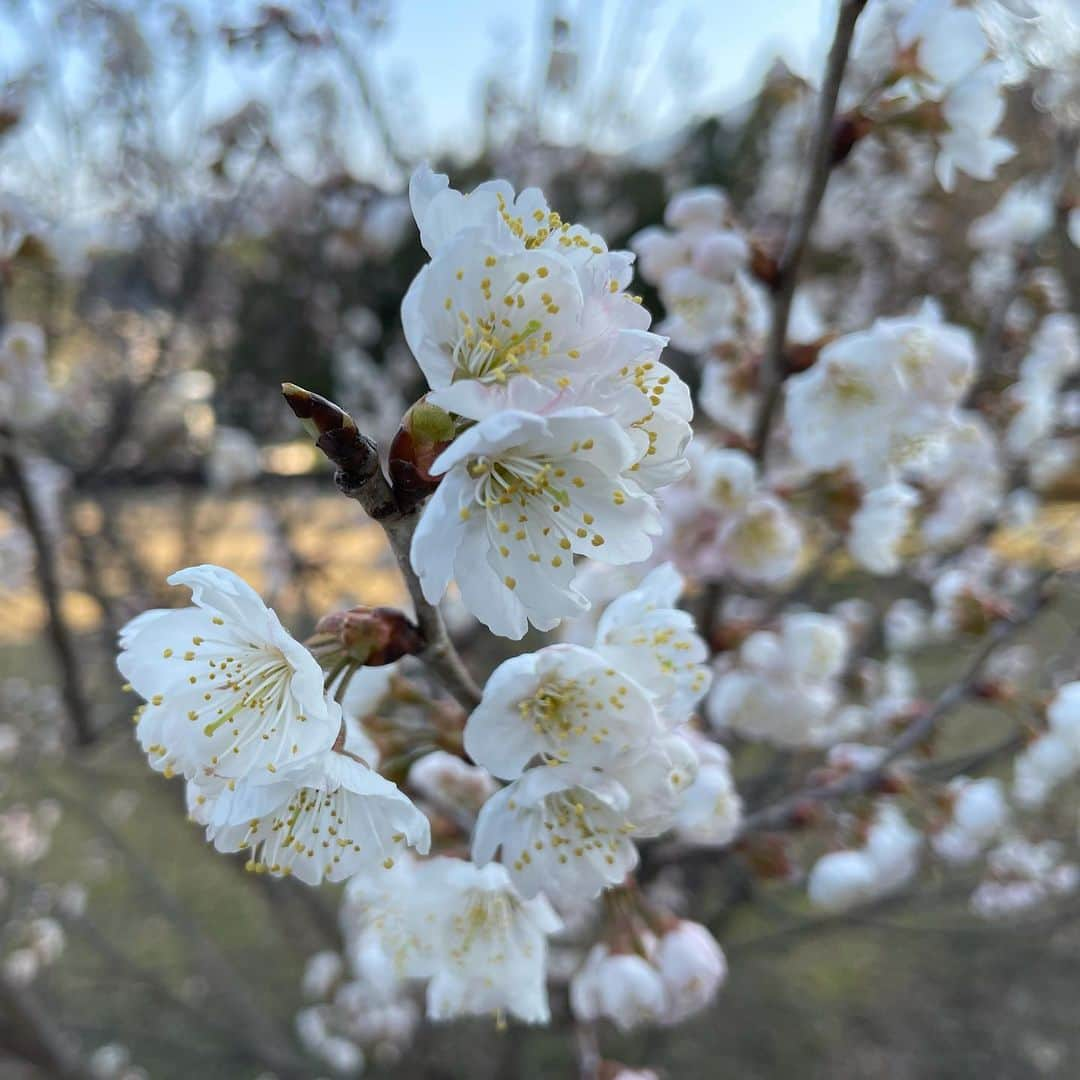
<box><xmin>749</xmin><ymin>241</ymin><xmax>780</xmax><ymax>289</ymax></box>
<box><xmin>309</xmin><ymin>606</ymin><xmax>424</xmax><ymax>667</ymax></box>
<box><xmin>831</xmin><ymin>110</ymin><xmax>873</xmax><ymax>165</ymax></box>
<box><xmin>655</xmin><ymin>920</ymin><xmax>727</xmax><ymax>1024</ymax></box>
<box><xmin>281</xmin><ymin>382</ymin><xmax>382</xmax><ymax>485</ymax></box>
<box><xmin>388</xmin><ymin>399</ymin><xmax>456</xmax><ymax>509</ymax></box>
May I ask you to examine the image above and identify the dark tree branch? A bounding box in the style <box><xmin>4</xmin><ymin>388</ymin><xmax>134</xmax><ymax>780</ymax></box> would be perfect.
<box><xmin>1</xmin><ymin>443</ymin><xmax>94</xmax><ymax>745</ymax></box>
<box><xmin>752</xmin><ymin>0</ymin><xmax>867</xmax><ymax>460</ymax></box>
<box><xmin>282</xmin><ymin>384</ymin><xmax>482</xmax><ymax>711</ymax></box>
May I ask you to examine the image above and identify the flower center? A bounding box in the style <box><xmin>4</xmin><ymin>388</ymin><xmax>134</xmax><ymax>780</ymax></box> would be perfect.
<box><xmin>466</xmin><ymin>455</ymin><xmax>569</xmax><ymax>508</ymax></box>
<box><xmin>827</xmin><ymin>365</ymin><xmax>877</xmax><ymax>406</ymax></box>
<box><xmin>450</xmin><ymin>317</ymin><xmax>544</xmax><ymax>384</ymax></box>
<box><xmin>518</xmin><ymin>679</ymin><xmax>599</xmax><ymax>758</ymax></box>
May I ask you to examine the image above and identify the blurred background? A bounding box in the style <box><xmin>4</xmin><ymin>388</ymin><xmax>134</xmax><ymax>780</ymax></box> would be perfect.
<box><xmin>2</xmin><ymin>0</ymin><xmax>1080</xmax><ymax>1077</ymax></box>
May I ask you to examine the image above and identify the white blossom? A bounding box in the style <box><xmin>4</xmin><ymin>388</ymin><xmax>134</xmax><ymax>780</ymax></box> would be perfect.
<box><xmin>785</xmin><ymin>307</ymin><xmax>975</xmax><ymax>487</ymax></box>
<box><xmin>199</xmin><ymin>748</ymin><xmax>429</xmax><ymax>884</ymax></box>
<box><xmin>1013</xmin><ymin>682</ymin><xmax>1080</xmax><ymax>807</ymax></box>
<box><xmin>807</xmin><ymin>803</ymin><xmax>921</xmax><ymax>911</ymax></box>
<box><xmin>971</xmin><ymin>836</ymin><xmax>1080</xmax><ymax>918</ymax></box>
<box><xmin>932</xmin><ymin>777</ymin><xmax>1010</xmax><ymax>863</ymax></box>
<box><xmin>410</xmin><ymin>392</ymin><xmax>662</xmax><ymax>639</ymax></box>
<box><xmin>117</xmin><ymin>565</ymin><xmax>339</xmax><ymax>783</ymax></box>
<box><xmin>590</xmin><ymin>563</ymin><xmax>711</xmax><ymax>724</ymax></box>
<box><xmin>707</xmin><ymin>613</ymin><xmax>853</xmax><ymax>748</ymax></box>
<box><xmin>408</xmin><ymin>751</ymin><xmax>497</xmax><ymax>816</ymax></box>
<box><xmin>472</xmin><ymin>766</ymin><xmax>640</xmax><ymax>900</ymax></box>
<box><xmin>653</xmin><ymin>920</ymin><xmax>727</xmax><ymax>1023</ymax></box>
<box><xmin>673</xmin><ymin>734</ymin><xmax>743</xmax><ymax>846</ymax></box>
<box><xmin>570</xmin><ymin>944</ymin><xmax>668</xmax><ymax>1032</ymax></box>
<box><xmin>717</xmin><ymin>494</ymin><xmax>804</xmax><ymax>586</ymax></box>
<box><xmin>347</xmin><ymin>855</ymin><xmax>560</xmax><ymax>1024</ymax></box>
<box><xmin>848</xmin><ymin>483</ymin><xmax>919</xmax><ymax>575</ymax></box>
<box><xmin>969</xmin><ymin>182</ymin><xmax>1053</xmax><ymax>250</ymax></box>
<box><xmin>463</xmin><ymin>643</ymin><xmax>663</xmax><ymax>779</ymax></box>
<box><xmin>405</xmin><ymin>166</ymin><xmax>657</xmax><ymax>418</ymax></box>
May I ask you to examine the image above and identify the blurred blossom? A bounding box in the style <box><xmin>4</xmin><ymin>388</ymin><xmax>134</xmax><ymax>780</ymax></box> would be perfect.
<box><xmin>206</xmin><ymin>425</ymin><xmax>262</xmax><ymax>490</ymax></box>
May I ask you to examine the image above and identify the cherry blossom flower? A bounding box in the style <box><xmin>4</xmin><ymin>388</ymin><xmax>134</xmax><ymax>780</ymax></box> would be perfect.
<box><xmin>117</xmin><ymin>565</ymin><xmax>339</xmax><ymax>783</ymax></box>
<box><xmin>807</xmin><ymin>803</ymin><xmax>921</xmax><ymax>912</ymax></box>
<box><xmin>590</xmin><ymin>563</ymin><xmax>712</xmax><ymax>725</ymax></box>
<box><xmin>464</xmin><ymin>643</ymin><xmax>663</xmax><ymax>779</ymax></box>
<box><xmin>672</xmin><ymin>733</ymin><xmax>743</xmax><ymax>846</ymax></box>
<box><xmin>347</xmin><ymin>855</ymin><xmax>560</xmax><ymax>1023</ymax></box>
<box><xmin>410</xmin><ymin>391</ymin><xmax>662</xmax><ymax>639</ymax></box>
<box><xmin>570</xmin><ymin>944</ymin><xmax>668</xmax><ymax>1031</ymax></box>
<box><xmin>201</xmin><ymin>748</ymin><xmax>430</xmax><ymax>884</ymax></box>
<box><xmin>472</xmin><ymin>765</ymin><xmax>640</xmax><ymax>900</ymax></box>
<box><xmin>404</xmin><ymin>166</ymin><xmax>659</xmax><ymax>418</ymax></box>
<box><xmin>932</xmin><ymin>777</ymin><xmax>1010</xmax><ymax>863</ymax></box>
<box><xmin>848</xmin><ymin>482</ymin><xmax>919</xmax><ymax>575</ymax></box>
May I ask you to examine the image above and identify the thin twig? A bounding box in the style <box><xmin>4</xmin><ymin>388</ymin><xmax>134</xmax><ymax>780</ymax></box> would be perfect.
<box><xmin>739</xmin><ymin>573</ymin><xmax>1055</xmax><ymax>836</ymax></box>
<box><xmin>1052</xmin><ymin>127</ymin><xmax>1080</xmax><ymax>319</ymax></box>
<box><xmin>751</xmin><ymin>0</ymin><xmax>867</xmax><ymax>460</ymax></box>
<box><xmin>647</xmin><ymin>573</ymin><xmax>1056</xmax><ymax>871</ymax></box>
<box><xmin>282</xmin><ymin>384</ymin><xmax>482</xmax><ymax>711</ymax></box>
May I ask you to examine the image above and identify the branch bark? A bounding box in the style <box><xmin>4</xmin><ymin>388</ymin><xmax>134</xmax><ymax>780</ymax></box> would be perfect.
<box><xmin>282</xmin><ymin>384</ymin><xmax>482</xmax><ymax>711</ymax></box>
<box><xmin>1052</xmin><ymin>127</ymin><xmax>1080</xmax><ymax>319</ymax></box>
<box><xmin>2</xmin><ymin>443</ymin><xmax>94</xmax><ymax>745</ymax></box>
<box><xmin>751</xmin><ymin>0</ymin><xmax>867</xmax><ymax>460</ymax></box>
<box><xmin>647</xmin><ymin>572</ymin><xmax>1057</xmax><ymax>871</ymax></box>
<box><xmin>738</xmin><ymin>573</ymin><xmax>1055</xmax><ymax>836</ymax></box>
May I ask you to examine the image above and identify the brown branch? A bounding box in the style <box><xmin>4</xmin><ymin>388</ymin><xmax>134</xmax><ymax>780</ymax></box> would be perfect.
<box><xmin>282</xmin><ymin>384</ymin><xmax>482</xmax><ymax>711</ymax></box>
<box><xmin>738</xmin><ymin>573</ymin><xmax>1056</xmax><ymax>837</ymax></box>
<box><xmin>648</xmin><ymin>572</ymin><xmax>1057</xmax><ymax>871</ymax></box>
<box><xmin>751</xmin><ymin>0</ymin><xmax>867</xmax><ymax>460</ymax></box>
<box><xmin>1</xmin><ymin>443</ymin><xmax>94</xmax><ymax>745</ymax></box>
<box><xmin>1052</xmin><ymin>127</ymin><xmax>1080</xmax><ymax>319</ymax></box>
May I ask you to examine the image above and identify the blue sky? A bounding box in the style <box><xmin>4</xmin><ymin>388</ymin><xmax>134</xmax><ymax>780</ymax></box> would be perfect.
<box><xmin>375</xmin><ymin>0</ymin><xmax>832</xmax><ymax>157</ymax></box>
<box><xmin>0</xmin><ymin>0</ymin><xmax>833</xmax><ymax>224</ymax></box>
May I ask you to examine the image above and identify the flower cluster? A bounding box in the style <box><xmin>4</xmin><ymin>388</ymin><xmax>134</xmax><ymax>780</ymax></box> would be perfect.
<box><xmin>468</xmin><ymin>564</ymin><xmax>711</xmax><ymax>901</ymax></box>
<box><xmin>1013</xmin><ymin>682</ymin><xmax>1080</xmax><ymax>808</ymax></box>
<box><xmin>117</xmin><ymin>565</ymin><xmax>430</xmax><ymax>883</ymax></box>
<box><xmin>807</xmin><ymin>801</ymin><xmax>922</xmax><ymax>912</ymax></box>
<box><xmin>343</xmin><ymin>855</ymin><xmax>561</xmax><ymax>1026</ymax></box>
<box><xmin>893</xmin><ymin>0</ymin><xmax>1015</xmax><ymax>191</ymax></box>
<box><xmin>630</xmin><ymin>188</ymin><xmax>766</xmax><ymax>356</ymax></box>
<box><xmin>970</xmin><ymin>836</ymin><xmax>1079</xmax><ymax>919</ymax></box>
<box><xmin>1003</xmin><ymin>315</ymin><xmax>1080</xmax><ymax>459</ymax></box>
<box><xmin>95</xmin><ymin>81</ymin><xmax>1080</xmax><ymax>1073</ymax></box>
<box><xmin>784</xmin><ymin>302</ymin><xmax>976</xmax><ymax>488</ymax></box>
<box><xmin>405</xmin><ymin>168</ymin><xmax>693</xmax><ymax>639</ymax></box>
<box><xmin>708</xmin><ymin>612</ymin><xmax>859</xmax><ymax>748</ymax></box>
<box><xmin>570</xmin><ymin>919</ymin><xmax>727</xmax><ymax>1031</ymax></box>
